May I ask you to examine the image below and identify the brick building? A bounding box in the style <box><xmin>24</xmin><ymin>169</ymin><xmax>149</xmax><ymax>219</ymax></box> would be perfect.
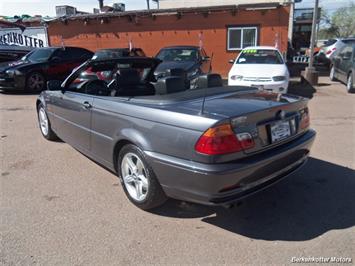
<box><xmin>46</xmin><ymin>3</ymin><xmax>290</xmax><ymax>77</ymax></box>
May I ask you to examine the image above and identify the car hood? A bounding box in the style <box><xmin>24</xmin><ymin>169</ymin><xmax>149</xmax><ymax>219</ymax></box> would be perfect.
<box><xmin>229</xmin><ymin>64</ymin><xmax>288</xmax><ymax>78</ymax></box>
<box><xmin>0</xmin><ymin>60</ymin><xmax>32</xmax><ymax>72</ymax></box>
<box><xmin>154</xmin><ymin>61</ymin><xmax>197</xmax><ymax>75</ymax></box>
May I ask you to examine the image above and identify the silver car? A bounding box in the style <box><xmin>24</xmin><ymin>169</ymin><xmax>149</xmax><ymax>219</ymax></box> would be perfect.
<box><xmin>37</xmin><ymin>57</ymin><xmax>316</xmax><ymax>210</ymax></box>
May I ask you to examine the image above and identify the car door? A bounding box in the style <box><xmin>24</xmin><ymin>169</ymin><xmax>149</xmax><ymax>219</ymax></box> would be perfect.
<box><xmin>199</xmin><ymin>48</ymin><xmax>212</xmax><ymax>73</ymax></box>
<box><xmin>49</xmin><ymin>84</ymin><xmax>93</xmax><ymax>153</ymax></box>
<box><xmin>338</xmin><ymin>45</ymin><xmax>353</xmax><ymax>82</ymax></box>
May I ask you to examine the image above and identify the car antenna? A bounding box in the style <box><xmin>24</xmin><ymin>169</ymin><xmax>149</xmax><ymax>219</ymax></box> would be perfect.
<box><xmin>200</xmin><ymin>81</ymin><xmax>207</xmax><ymax>116</ymax></box>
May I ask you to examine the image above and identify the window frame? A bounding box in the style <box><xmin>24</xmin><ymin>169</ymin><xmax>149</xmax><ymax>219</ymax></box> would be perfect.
<box><xmin>227</xmin><ymin>26</ymin><xmax>259</xmax><ymax>51</ymax></box>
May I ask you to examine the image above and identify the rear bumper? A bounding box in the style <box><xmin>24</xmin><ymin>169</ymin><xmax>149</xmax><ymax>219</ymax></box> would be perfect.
<box><xmin>145</xmin><ymin>129</ymin><xmax>316</xmax><ymax>206</ymax></box>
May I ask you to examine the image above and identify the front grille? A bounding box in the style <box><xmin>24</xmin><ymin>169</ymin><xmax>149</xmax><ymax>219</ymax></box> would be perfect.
<box><xmin>243</xmin><ymin>77</ymin><xmax>272</xmax><ymax>82</ymax></box>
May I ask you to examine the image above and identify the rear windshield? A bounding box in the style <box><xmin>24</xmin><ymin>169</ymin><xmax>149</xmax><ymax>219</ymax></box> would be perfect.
<box><xmin>236</xmin><ymin>49</ymin><xmax>284</xmax><ymax>64</ymax></box>
<box><xmin>156</xmin><ymin>48</ymin><xmax>199</xmax><ymax>62</ymax></box>
<box><xmin>323</xmin><ymin>39</ymin><xmax>337</xmax><ymax>47</ymax></box>
<box><xmin>93</xmin><ymin>50</ymin><xmax>130</xmax><ymax>60</ymax></box>
<box><xmin>93</xmin><ymin>49</ymin><xmax>145</xmax><ymax>60</ymax></box>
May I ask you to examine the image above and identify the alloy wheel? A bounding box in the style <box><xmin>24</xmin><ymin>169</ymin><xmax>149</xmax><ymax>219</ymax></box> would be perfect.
<box><xmin>28</xmin><ymin>73</ymin><xmax>45</xmax><ymax>91</ymax></box>
<box><xmin>38</xmin><ymin>107</ymin><xmax>49</xmax><ymax>136</ymax></box>
<box><xmin>121</xmin><ymin>153</ymin><xmax>149</xmax><ymax>202</ymax></box>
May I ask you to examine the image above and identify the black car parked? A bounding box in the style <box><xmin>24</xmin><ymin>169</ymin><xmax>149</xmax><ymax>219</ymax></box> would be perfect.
<box><xmin>0</xmin><ymin>45</ymin><xmax>33</xmax><ymax>63</ymax></box>
<box><xmin>154</xmin><ymin>46</ymin><xmax>212</xmax><ymax>85</ymax></box>
<box><xmin>78</xmin><ymin>48</ymin><xmax>146</xmax><ymax>82</ymax></box>
<box><xmin>330</xmin><ymin>43</ymin><xmax>355</xmax><ymax>93</ymax></box>
<box><xmin>0</xmin><ymin>46</ymin><xmax>93</xmax><ymax>92</ymax></box>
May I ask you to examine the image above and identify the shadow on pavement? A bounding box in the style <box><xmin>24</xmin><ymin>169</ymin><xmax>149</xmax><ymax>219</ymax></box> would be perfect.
<box><xmin>153</xmin><ymin>157</ymin><xmax>355</xmax><ymax>241</ymax></box>
<box><xmin>0</xmin><ymin>90</ymin><xmax>40</xmax><ymax>95</ymax></box>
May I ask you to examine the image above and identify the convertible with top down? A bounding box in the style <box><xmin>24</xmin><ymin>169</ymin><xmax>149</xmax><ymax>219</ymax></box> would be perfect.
<box><xmin>36</xmin><ymin>57</ymin><xmax>316</xmax><ymax>210</ymax></box>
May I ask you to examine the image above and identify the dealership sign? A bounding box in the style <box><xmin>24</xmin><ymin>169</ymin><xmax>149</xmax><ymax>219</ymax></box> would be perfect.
<box><xmin>0</xmin><ymin>27</ymin><xmax>48</xmax><ymax>48</ymax></box>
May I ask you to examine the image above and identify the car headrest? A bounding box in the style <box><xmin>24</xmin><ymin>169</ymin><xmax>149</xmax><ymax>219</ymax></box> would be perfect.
<box><xmin>155</xmin><ymin>76</ymin><xmax>186</xmax><ymax>95</ymax></box>
<box><xmin>196</xmin><ymin>73</ymin><xmax>223</xmax><ymax>88</ymax></box>
<box><xmin>117</xmin><ymin>68</ymin><xmax>141</xmax><ymax>86</ymax></box>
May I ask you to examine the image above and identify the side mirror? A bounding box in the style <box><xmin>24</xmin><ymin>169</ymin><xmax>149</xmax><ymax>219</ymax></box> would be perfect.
<box><xmin>47</xmin><ymin>80</ymin><xmax>62</xmax><ymax>91</ymax></box>
<box><xmin>229</xmin><ymin>59</ymin><xmax>235</xmax><ymax>64</ymax></box>
<box><xmin>51</xmin><ymin>56</ymin><xmax>61</xmax><ymax>62</ymax></box>
<box><xmin>202</xmin><ymin>56</ymin><xmax>210</xmax><ymax>62</ymax></box>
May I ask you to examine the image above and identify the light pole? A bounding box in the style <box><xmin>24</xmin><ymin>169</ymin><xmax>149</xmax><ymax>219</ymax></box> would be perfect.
<box><xmin>303</xmin><ymin>0</ymin><xmax>319</xmax><ymax>85</ymax></box>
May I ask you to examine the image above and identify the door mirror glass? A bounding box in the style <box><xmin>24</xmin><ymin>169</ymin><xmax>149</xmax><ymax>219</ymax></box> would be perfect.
<box><xmin>47</xmin><ymin>80</ymin><xmax>62</xmax><ymax>91</ymax></box>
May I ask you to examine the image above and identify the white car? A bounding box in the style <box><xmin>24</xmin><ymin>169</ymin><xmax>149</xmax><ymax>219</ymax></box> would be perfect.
<box><xmin>228</xmin><ymin>46</ymin><xmax>289</xmax><ymax>93</ymax></box>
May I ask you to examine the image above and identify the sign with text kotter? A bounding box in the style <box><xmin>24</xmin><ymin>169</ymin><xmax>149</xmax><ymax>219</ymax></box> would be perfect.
<box><xmin>0</xmin><ymin>26</ymin><xmax>49</xmax><ymax>48</ymax></box>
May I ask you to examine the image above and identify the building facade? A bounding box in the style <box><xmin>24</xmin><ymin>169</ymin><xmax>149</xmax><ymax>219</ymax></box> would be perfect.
<box><xmin>47</xmin><ymin>3</ymin><xmax>290</xmax><ymax>76</ymax></box>
<box><xmin>159</xmin><ymin>0</ymin><xmax>290</xmax><ymax>9</ymax></box>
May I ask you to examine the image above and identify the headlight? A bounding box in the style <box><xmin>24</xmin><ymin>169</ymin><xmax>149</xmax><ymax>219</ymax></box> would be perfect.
<box><xmin>187</xmin><ymin>68</ymin><xmax>199</xmax><ymax>78</ymax></box>
<box><xmin>5</xmin><ymin>69</ymin><xmax>22</xmax><ymax>77</ymax></box>
<box><xmin>155</xmin><ymin>72</ymin><xmax>165</xmax><ymax>79</ymax></box>
<box><xmin>272</xmin><ymin>76</ymin><xmax>286</xmax><ymax>81</ymax></box>
<box><xmin>230</xmin><ymin>75</ymin><xmax>243</xmax><ymax>81</ymax></box>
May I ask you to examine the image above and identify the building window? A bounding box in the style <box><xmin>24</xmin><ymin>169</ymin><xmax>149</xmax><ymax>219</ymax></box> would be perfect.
<box><xmin>227</xmin><ymin>26</ymin><xmax>258</xmax><ymax>51</ymax></box>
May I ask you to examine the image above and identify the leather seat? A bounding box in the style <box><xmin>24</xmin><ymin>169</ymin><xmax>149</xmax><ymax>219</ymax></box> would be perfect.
<box><xmin>155</xmin><ymin>76</ymin><xmax>186</xmax><ymax>95</ymax></box>
<box><xmin>196</xmin><ymin>73</ymin><xmax>223</xmax><ymax>89</ymax></box>
<box><xmin>115</xmin><ymin>69</ymin><xmax>155</xmax><ymax>97</ymax></box>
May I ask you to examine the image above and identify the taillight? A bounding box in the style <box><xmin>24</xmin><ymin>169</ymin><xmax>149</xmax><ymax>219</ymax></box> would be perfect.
<box><xmin>195</xmin><ymin>123</ymin><xmax>254</xmax><ymax>155</ymax></box>
<box><xmin>300</xmin><ymin>108</ymin><xmax>310</xmax><ymax>129</ymax></box>
<box><xmin>326</xmin><ymin>47</ymin><xmax>336</xmax><ymax>55</ymax></box>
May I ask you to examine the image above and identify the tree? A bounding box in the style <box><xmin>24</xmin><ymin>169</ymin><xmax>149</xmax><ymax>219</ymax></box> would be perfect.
<box><xmin>319</xmin><ymin>2</ymin><xmax>355</xmax><ymax>38</ymax></box>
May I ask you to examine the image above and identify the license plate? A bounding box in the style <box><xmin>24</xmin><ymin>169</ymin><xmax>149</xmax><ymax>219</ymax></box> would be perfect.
<box><xmin>252</xmin><ymin>84</ymin><xmax>264</xmax><ymax>90</ymax></box>
<box><xmin>270</xmin><ymin>120</ymin><xmax>291</xmax><ymax>143</ymax></box>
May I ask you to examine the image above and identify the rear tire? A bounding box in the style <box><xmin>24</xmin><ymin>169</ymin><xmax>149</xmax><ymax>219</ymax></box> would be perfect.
<box><xmin>347</xmin><ymin>73</ymin><xmax>354</xmax><ymax>93</ymax></box>
<box><xmin>329</xmin><ymin>66</ymin><xmax>337</xmax><ymax>81</ymax></box>
<box><xmin>117</xmin><ymin>144</ymin><xmax>167</xmax><ymax>210</ymax></box>
<box><xmin>37</xmin><ymin>103</ymin><xmax>58</xmax><ymax>141</ymax></box>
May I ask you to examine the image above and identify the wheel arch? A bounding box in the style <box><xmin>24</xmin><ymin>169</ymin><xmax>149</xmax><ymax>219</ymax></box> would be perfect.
<box><xmin>113</xmin><ymin>139</ymin><xmax>134</xmax><ymax>172</ymax></box>
<box><xmin>112</xmin><ymin>128</ymin><xmax>153</xmax><ymax>173</ymax></box>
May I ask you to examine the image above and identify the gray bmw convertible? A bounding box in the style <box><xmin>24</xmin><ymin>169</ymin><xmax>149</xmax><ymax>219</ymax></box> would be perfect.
<box><xmin>36</xmin><ymin>57</ymin><xmax>316</xmax><ymax>210</ymax></box>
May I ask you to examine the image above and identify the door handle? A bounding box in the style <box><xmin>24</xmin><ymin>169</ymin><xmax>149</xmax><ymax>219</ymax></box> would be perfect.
<box><xmin>82</xmin><ymin>101</ymin><xmax>92</xmax><ymax>109</ymax></box>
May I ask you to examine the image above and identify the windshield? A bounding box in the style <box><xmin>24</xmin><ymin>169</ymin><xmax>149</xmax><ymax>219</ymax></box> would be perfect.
<box><xmin>156</xmin><ymin>48</ymin><xmax>199</xmax><ymax>62</ymax></box>
<box><xmin>24</xmin><ymin>48</ymin><xmax>55</xmax><ymax>62</ymax></box>
<box><xmin>236</xmin><ymin>49</ymin><xmax>284</xmax><ymax>64</ymax></box>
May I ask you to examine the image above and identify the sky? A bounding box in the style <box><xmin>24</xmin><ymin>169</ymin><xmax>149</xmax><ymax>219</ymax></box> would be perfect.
<box><xmin>0</xmin><ymin>0</ymin><xmax>352</xmax><ymax>17</ymax></box>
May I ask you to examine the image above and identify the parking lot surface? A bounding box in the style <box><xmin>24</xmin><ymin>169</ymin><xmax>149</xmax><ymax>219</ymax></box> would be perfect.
<box><xmin>1</xmin><ymin>77</ymin><xmax>354</xmax><ymax>265</ymax></box>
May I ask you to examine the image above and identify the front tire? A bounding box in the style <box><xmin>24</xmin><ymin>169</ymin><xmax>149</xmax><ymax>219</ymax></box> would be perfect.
<box><xmin>118</xmin><ymin>144</ymin><xmax>167</xmax><ymax>210</ymax></box>
<box><xmin>37</xmin><ymin>103</ymin><xmax>58</xmax><ymax>140</ymax></box>
<box><xmin>347</xmin><ymin>73</ymin><xmax>354</xmax><ymax>93</ymax></box>
<box><xmin>26</xmin><ymin>72</ymin><xmax>46</xmax><ymax>92</ymax></box>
